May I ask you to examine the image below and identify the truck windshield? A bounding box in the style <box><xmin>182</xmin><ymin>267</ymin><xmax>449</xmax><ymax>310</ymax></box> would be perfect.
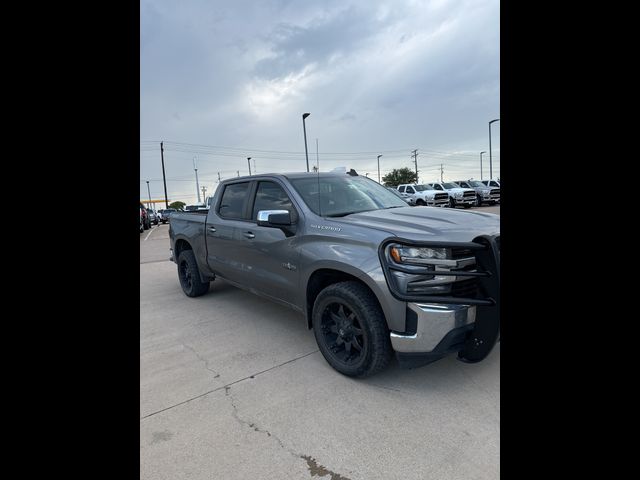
<box><xmin>442</xmin><ymin>182</ymin><xmax>460</xmax><ymax>189</ymax></box>
<box><xmin>290</xmin><ymin>175</ymin><xmax>407</xmax><ymax>217</ymax></box>
<box><xmin>414</xmin><ymin>185</ymin><xmax>434</xmax><ymax>191</ymax></box>
<box><xmin>468</xmin><ymin>180</ymin><xmax>485</xmax><ymax>187</ymax></box>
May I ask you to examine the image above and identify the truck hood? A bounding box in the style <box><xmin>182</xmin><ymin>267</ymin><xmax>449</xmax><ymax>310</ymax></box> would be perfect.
<box><xmin>331</xmin><ymin>207</ymin><xmax>500</xmax><ymax>243</ymax></box>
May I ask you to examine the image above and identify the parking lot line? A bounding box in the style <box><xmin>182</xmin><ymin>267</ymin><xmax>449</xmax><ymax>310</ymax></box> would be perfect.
<box><xmin>144</xmin><ymin>227</ymin><xmax>156</xmax><ymax>242</ymax></box>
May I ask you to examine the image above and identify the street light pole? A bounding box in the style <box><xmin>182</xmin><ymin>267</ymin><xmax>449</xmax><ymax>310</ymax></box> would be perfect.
<box><xmin>377</xmin><ymin>155</ymin><xmax>382</xmax><ymax>183</ymax></box>
<box><xmin>480</xmin><ymin>151</ymin><xmax>486</xmax><ymax>180</ymax></box>
<box><xmin>194</xmin><ymin>157</ymin><xmax>201</xmax><ymax>203</ymax></box>
<box><xmin>247</xmin><ymin>157</ymin><xmax>252</xmax><ymax>176</ymax></box>
<box><xmin>160</xmin><ymin>141</ymin><xmax>169</xmax><ymax>209</ymax></box>
<box><xmin>146</xmin><ymin>180</ymin><xmax>151</xmax><ymax>209</ymax></box>
<box><xmin>489</xmin><ymin>118</ymin><xmax>500</xmax><ymax>180</ymax></box>
<box><xmin>302</xmin><ymin>113</ymin><xmax>310</xmax><ymax>172</ymax></box>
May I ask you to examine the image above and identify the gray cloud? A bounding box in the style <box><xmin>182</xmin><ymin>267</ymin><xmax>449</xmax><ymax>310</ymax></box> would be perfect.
<box><xmin>140</xmin><ymin>0</ymin><xmax>500</xmax><ymax>204</ymax></box>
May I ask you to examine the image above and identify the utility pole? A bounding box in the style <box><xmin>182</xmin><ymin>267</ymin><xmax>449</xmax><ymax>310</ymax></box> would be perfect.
<box><xmin>480</xmin><ymin>151</ymin><xmax>487</xmax><ymax>180</ymax></box>
<box><xmin>316</xmin><ymin>138</ymin><xmax>319</xmax><ymax>171</ymax></box>
<box><xmin>302</xmin><ymin>113</ymin><xmax>310</xmax><ymax>172</ymax></box>
<box><xmin>201</xmin><ymin>186</ymin><xmax>207</xmax><ymax>202</ymax></box>
<box><xmin>411</xmin><ymin>149</ymin><xmax>418</xmax><ymax>183</ymax></box>
<box><xmin>440</xmin><ymin>164</ymin><xmax>444</xmax><ymax>182</ymax></box>
<box><xmin>247</xmin><ymin>157</ymin><xmax>252</xmax><ymax>176</ymax></box>
<box><xmin>253</xmin><ymin>158</ymin><xmax>256</xmax><ymax>174</ymax></box>
<box><xmin>217</xmin><ymin>172</ymin><xmax>221</xmax><ymax>182</ymax></box>
<box><xmin>160</xmin><ymin>142</ymin><xmax>169</xmax><ymax>208</ymax></box>
<box><xmin>489</xmin><ymin>118</ymin><xmax>500</xmax><ymax>180</ymax></box>
<box><xmin>146</xmin><ymin>181</ymin><xmax>151</xmax><ymax>209</ymax></box>
<box><xmin>377</xmin><ymin>155</ymin><xmax>382</xmax><ymax>183</ymax></box>
<box><xmin>194</xmin><ymin>157</ymin><xmax>201</xmax><ymax>203</ymax></box>
<box><xmin>237</xmin><ymin>171</ymin><xmax>240</xmax><ymax>177</ymax></box>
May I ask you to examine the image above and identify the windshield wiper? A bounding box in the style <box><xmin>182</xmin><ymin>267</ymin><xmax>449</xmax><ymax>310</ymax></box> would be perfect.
<box><xmin>325</xmin><ymin>211</ymin><xmax>362</xmax><ymax>218</ymax></box>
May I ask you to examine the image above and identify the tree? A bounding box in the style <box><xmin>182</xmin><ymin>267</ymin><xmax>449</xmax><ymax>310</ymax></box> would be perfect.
<box><xmin>382</xmin><ymin>167</ymin><xmax>418</xmax><ymax>187</ymax></box>
<box><xmin>169</xmin><ymin>201</ymin><xmax>186</xmax><ymax>211</ymax></box>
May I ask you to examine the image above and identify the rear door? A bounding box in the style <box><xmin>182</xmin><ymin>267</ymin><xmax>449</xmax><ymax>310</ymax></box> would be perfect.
<box><xmin>205</xmin><ymin>181</ymin><xmax>253</xmax><ymax>283</ymax></box>
<box><xmin>234</xmin><ymin>180</ymin><xmax>302</xmax><ymax>305</ymax></box>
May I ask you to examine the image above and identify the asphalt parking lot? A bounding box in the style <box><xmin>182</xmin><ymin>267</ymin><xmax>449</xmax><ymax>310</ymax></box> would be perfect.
<box><xmin>140</xmin><ymin>205</ymin><xmax>500</xmax><ymax>480</ymax></box>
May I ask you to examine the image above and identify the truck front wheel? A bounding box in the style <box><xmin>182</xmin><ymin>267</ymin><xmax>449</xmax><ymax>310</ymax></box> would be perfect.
<box><xmin>416</xmin><ymin>199</ymin><xmax>426</xmax><ymax>206</ymax></box>
<box><xmin>177</xmin><ymin>250</ymin><xmax>210</xmax><ymax>297</ymax></box>
<box><xmin>312</xmin><ymin>281</ymin><xmax>392</xmax><ymax>377</ymax></box>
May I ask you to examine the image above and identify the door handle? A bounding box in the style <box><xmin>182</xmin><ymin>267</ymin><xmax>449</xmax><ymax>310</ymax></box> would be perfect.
<box><xmin>208</xmin><ymin>226</ymin><xmax>217</xmax><ymax>232</ymax></box>
<box><xmin>243</xmin><ymin>231</ymin><xmax>255</xmax><ymax>239</ymax></box>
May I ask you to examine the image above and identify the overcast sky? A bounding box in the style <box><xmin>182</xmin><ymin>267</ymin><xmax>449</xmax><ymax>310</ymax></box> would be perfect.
<box><xmin>140</xmin><ymin>0</ymin><xmax>500</xmax><ymax>206</ymax></box>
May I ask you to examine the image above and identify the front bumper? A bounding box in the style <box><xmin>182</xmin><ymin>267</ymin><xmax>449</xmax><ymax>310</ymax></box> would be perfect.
<box><xmin>453</xmin><ymin>197</ymin><xmax>475</xmax><ymax>206</ymax></box>
<box><xmin>390</xmin><ymin>303</ymin><xmax>475</xmax><ymax>353</ymax></box>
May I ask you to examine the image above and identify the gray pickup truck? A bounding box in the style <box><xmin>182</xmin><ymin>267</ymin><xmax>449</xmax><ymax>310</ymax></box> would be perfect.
<box><xmin>169</xmin><ymin>171</ymin><xmax>500</xmax><ymax>377</ymax></box>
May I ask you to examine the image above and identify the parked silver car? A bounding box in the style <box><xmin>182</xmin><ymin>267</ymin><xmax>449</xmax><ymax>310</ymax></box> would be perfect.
<box><xmin>146</xmin><ymin>209</ymin><xmax>159</xmax><ymax>225</ymax></box>
<box><xmin>454</xmin><ymin>180</ymin><xmax>500</xmax><ymax>206</ymax></box>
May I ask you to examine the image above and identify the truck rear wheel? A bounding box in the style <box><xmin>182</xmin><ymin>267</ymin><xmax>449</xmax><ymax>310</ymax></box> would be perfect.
<box><xmin>177</xmin><ymin>250</ymin><xmax>210</xmax><ymax>297</ymax></box>
<box><xmin>312</xmin><ymin>281</ymin><xmax>392</xmax><ymax>377</ymax></box>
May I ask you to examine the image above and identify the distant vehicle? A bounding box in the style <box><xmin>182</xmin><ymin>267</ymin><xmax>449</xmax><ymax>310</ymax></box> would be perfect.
<box><xmin>454</xmin><ymin>180</ymin><xmax>500</xmax><ymax>206</ymax></box>
<box><xmin>157</xmin><ymin>208</ymin><xmax>177</xmax><ymax>224</ymax></box>
<box><xmin>427</xmin><ymin>182</ymin><xmax>476</xmax><ymax>208</ymax></box>
<box><xmin>147</xmin><ymin>209</ymin><xmax>159</xmax><ymax>225</ymax></box>
<box><xmin>396</xmin><ymin>184</ymin><xmax>449</xmax><ymax>207</ymax></box>
<box><xmin>184</xmin><ymin>203</ymin><xmax>207</xmax><ymax>211</ymax></box>
<box><xmin>140</xmin><ymin>208</ymin><xmax>144</xmax><ymax>233</ymax></box>
<box><xmin>140</xmin><ymin>203</ymin><xmax>150</xmax><ymax>230</ymax></box>
<box><xmin>482</xmin><ymin>180</ymin><xmax>500</xmax><ymax>188</ymax></box>
<box><xmin>385</xmin><ymin>187</ymin><xmax>412</xmax><ymax>205</ymax></box>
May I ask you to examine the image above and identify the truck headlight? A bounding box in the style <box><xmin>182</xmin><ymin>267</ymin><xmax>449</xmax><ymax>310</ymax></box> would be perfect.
<box><xmin>389</xmin><ymin>245</ymin><xmax>449</xmax><ymax>265</ymax></box>
<box><xmin>384</xmin><ymin>243</ymin><xmax>473</xmax><ymax>295</ymax></box>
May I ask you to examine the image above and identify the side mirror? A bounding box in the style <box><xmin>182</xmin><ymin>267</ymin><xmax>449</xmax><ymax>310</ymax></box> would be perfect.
<box><xmin>257</xmin><ymin>210</ymin><xmax>291</xmax><ymax>227</ymax></box>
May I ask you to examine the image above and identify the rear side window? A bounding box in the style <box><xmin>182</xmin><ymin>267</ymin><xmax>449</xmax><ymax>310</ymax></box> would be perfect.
<box><xmin>252</xmin><ymin>181</ymin><xmax>295</xmax><ymax>221</ymax></box>
<box><xmin>398</xmin><ymin>186</ymin><xmax>405</xmax><ymax>192</ymax></box>
<box><xmin>218</xmin><ymin>182</ymin><xmax>250</xmax><ymax>219</ymax></box>
<box><xmin>433</xmin><ymin>184</ymin><xmax>443</xmax><ymax>190</ymax></box>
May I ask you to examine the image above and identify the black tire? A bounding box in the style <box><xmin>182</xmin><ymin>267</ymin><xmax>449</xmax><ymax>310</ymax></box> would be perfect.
<box><xmin>312</xmin><ymin>281</ymin><xmax>392</xmax><ymax>377</ymax></box>
<box><xmin>143</xmin><ymin>222</ymin><xmax>149</xmax><ymax>230</ymax></box>
<box><xmin>177</xmin><ymin>250</ymin><xmax>210</xmax><ymax>297</ymax></box>
<box><xmin>140</xmin><ymin>222</ymin><xmax>144</xmax><ymax>233</ymax></box>
<box><xmin>463</xmin><ymin>204</ymin><xmax>471</xmax><ymax>209</ymax></box>
<box><xmin>476</xmin><ymin>194</ymin><xmax>482</xmax><ymax>207</ymax></box>
<box><xmin>449</xmin><ymin>198</ymin><xmax>455</xmax><ymax>208</ymax></box>
<box><xmin>416</xmin><ymin>199</ymin><xmax>426</xmax><ymax>206</ymax></box>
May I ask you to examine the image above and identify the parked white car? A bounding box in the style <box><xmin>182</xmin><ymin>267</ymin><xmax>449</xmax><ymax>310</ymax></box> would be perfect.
<box><xmin>396</xmin><ymin>184</ymin><xmax>449</xmax><ymax>207</ymax></box>
<box><xmin>427</xmin><ymin>182</ymin><xmax>476</xmax><ymax>208</ymax></box>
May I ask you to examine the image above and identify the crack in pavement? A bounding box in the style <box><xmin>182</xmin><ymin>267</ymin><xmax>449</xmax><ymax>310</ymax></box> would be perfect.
<box><xmin>182</xmin><ymin>343</ymin><xmax>221</xmax><ymax>378</ymax></box>
<box><xmin>140</xmin><ymin>350</ymin><xmax>319</xmax><ymax>421</ymax></box>
<box><xmin>224</xmin><ymin>385</ymin><xmax>352</xmax><ymax>480</ymax></box>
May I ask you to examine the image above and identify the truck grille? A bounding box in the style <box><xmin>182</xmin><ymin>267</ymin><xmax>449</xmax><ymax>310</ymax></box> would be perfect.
<box><xmin>451</xmin><ymin>278</ymin><xmax>479</xmax><ymax>298</ymax></box>
<box><xmin>463</xmin><ymin>191</ymin><xmax>475</xmax><ymax>199</ymax></box>
<box><xmin>434</xmin><ymin>193</ymin><xmax>448</xmax><ymax>200</ymax></box>
<box><xmin>490</xmin><ymin>189</ymin><xmax>500</xmax><ymax>195</ymax></box>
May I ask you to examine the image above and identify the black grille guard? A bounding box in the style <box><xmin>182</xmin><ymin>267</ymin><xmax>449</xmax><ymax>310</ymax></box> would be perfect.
<box><xmin>378</xmin><ymin>235</ymin><xmax>500</xmax><ymax>363</ymax></box>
